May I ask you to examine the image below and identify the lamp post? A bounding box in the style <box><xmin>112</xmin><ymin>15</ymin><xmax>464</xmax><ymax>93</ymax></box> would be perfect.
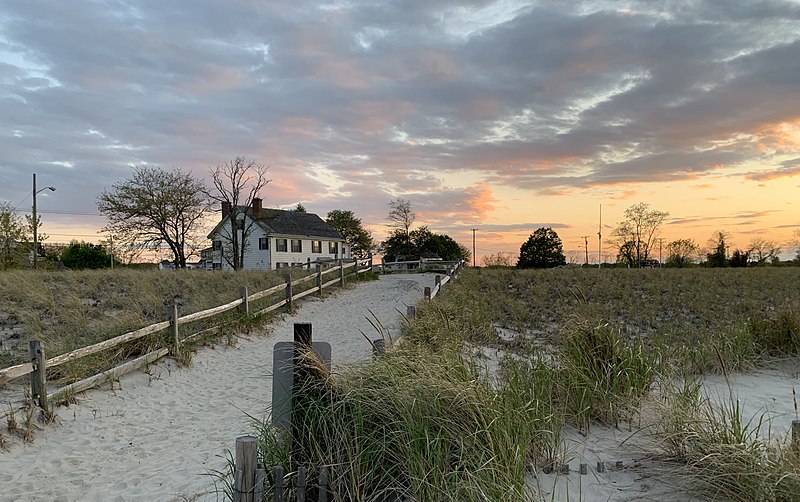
<box><xmin>32</xmin><ymin>173</ymin><xmax>56</xmax><ymax>269</ymax></box>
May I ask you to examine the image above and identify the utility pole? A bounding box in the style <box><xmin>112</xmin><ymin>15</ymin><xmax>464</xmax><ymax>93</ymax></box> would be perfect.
<box><xmin>110</xmin><ymin>234</ymin><xmax>114</xmax><ymax>269</ymax></box>
<box><xmin>657</xmin><ymin>238</ymin><xmax>664</xmax><ymax>267</ymax></box>
<box><xmin>471</xmin><ymin>228</ymin><xmax>478</xmax><ymax>267</ymax></box>
<box><xmin>581</xmin><ymin>236</ymin><xmax>589</xmax><ymax>266</ymax></box>
<box><xmin>597</xmin><ymin>204</ymin><xmax>602</xmax><ymax>269</ymax></box>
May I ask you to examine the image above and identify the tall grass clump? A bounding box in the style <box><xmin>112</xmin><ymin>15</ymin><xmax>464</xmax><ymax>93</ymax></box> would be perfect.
<box><xmin>655</xmin><ymin>381</ymin><xmax>800</xmax><ymax>502</ymax></box>
<box><xmin>257</xmin><ymin>348</ymin><xmax>534</xmax><ymax>502</ymax></box>
<box><xmin>561</xmin><ymin>318</ymin><xmax>660</xmax><ymax>431</ymax></box>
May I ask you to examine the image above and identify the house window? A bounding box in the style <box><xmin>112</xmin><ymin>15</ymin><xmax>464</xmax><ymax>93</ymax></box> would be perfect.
<box><xmin>213</xmin><ymin>240</ymin><xmax>222</xmax><ymax>251</ymax></box>
<box><xmin>259</xmin><ymin>237</ymin><xmax>269</xmax><ymax>250</ymax></box>
<box><xmin>328</xmin><ymin>242</ymin><xmax>338</xmax><ymax>254</ymax></box>
<box><xmin>312</xmin><ymin>240</ymin><xmax>322</xmax><ymax>253</ymax></box>
<box><xmin>291</xmin><ymin>239</ymin><xmax>302</xmax><ymax>253</ymax></box>
<box><xmin>276</xmin><ymin>239</ymin><xmax>287</xmax><ymax>252</ymax></box>
<box><xmin>275</xmin><ymin>262</ymin><xmax>290</xmax><ymax>269</ymax></box>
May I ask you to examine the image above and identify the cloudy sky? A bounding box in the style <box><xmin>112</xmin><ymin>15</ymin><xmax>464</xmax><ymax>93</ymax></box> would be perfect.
<box><xmin>1</xmin><ymin>0</ymin><xmax>798</xmax><ymax>262</ymax></box>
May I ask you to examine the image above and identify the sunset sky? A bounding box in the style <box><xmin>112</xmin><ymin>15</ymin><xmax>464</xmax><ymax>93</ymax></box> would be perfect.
<box><xmin>1</xmin><ymin>1</ymin><xmax>798</xmax><ymax>263</ymax></box>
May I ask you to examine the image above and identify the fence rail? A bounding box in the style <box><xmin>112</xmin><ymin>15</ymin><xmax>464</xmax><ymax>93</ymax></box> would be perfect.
<box><xmin>0</xmin><ymin>257</ymin><xmax>374</xmax><ymax>417</ymax></box>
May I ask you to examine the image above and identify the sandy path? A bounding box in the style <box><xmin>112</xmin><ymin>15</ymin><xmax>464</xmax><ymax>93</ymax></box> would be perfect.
<box><xmin>0</xmin><ymin>274</ymin><xmax>435</xmax><ymax>502</ymax></box>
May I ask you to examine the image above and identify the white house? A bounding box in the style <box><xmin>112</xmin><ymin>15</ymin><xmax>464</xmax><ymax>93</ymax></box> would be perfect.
<box><xmin>204</xmin><ymin>198</ymin><xmax>350</xmax><ymax>270</ymax></box>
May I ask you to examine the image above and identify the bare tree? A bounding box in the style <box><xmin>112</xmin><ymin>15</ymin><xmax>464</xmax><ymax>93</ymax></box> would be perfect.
<box><xmin>790</xmin><ymin>228</ymin><xmax>800</xmax><ymax>262</ymax></box>
<box><xmin>386</xmin><ymin>198</ymin><xmax>416</xmax><ymax>259</ymax></box>
<box><xmin>97</xmin><ymin>166</ymin><xmax>208</xmax><ymax>268</ymax></box>
<box><xmin>609</xmin><ymin>202</ymin><xmax>669</xmax><ymax>267</ymax></box>
<box><xmin>748</xmin><ymin>237</ymin><xmax>781</xmax><ymax>264</ymax></box>
<box><xmin>208</xmin><ymin>157</ymin><xmax>270</xmax><ymax>270</ymax></box>
<box><xmin>666</xmin><ymin>238</ymin><xmax>699</xmax><ymax>267</ymax></box>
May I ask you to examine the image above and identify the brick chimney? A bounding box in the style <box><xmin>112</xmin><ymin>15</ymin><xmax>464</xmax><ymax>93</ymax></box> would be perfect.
<box><xmin>221</xmin><ymin>201</ymin><xmax>231</xmax><ymax>219</ymax></box>
<box><xmin>252</xmin><ymin>197</ymin><xmax>262</xmax><ymax>217</ymax></box>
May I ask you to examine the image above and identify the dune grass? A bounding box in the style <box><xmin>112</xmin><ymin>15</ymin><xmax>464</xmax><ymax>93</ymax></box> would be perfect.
<box><xmin>246</xmin><ymin>267</ymin><xmax>800</xmax><ymax>501</ymax></box>
<box><xmin>0</xmin><ymin>267</ymin><xmax>315</xmax><ymax>384</ymax></box>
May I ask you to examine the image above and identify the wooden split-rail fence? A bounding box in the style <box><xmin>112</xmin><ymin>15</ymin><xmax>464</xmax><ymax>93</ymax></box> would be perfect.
<box><xmin>0</xmin><ymin>258</ymin><xmax>375</xmax><ymax>419</ymax></box>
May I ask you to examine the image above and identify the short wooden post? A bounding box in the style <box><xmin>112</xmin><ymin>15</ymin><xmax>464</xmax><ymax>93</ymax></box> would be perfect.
<box><xmin>560</xmin><ymin>464</ymin><xmax>570</xmax><ymax>474</ymax></box>
<box><xmin>424</xmin><ymin>286</ymin><xmax>431</xmax><ymax>300</ymax></box>
<box><xmin>596</xmin><ymin>461</ymin><xmax>605</xmax><ymax>473</ymax></box>
<box><xmin>580</xmin><ymin>463</ymin><xmax>588</xmax><ymax>475</ymax></box>
<box><xmin>373</xmin><ymin>339</ymin><xmax>386</xmax><ymax>357</ymax></box>
<box><xmin>339</xmin><ymin>261</ymin><xmax>345</xmax><ymax>286</ymax></box>
<box><xmin>272</xmin><ymin>465</ymin><xmax>285</xmax><ymax>502</ymax></box>
<box><xmin>239</xmin><ymin>287</ymin><xmax>249</xmax><ymax>315</ymax></box>
<box><xmin>306</xmin><ymin>257</ymin><xmax>311</xmax><ymax>271</ymax></box>
<box><xmin>316</xmin><ymin>263</ymin><xmax>322</xmax><ymax>296</ymax></box>
<box><xmin>235</xmin><ymin>435</ymin><xmax>259</xmax><ymax>502</ymax></box>
<box><xmin>254</xmin><ymin>464</ymin><xmax>266</xmax><ymax>502</ymax></box>
<box><xmin>296</xmin><ymin>465</ymin><xmax>307</xmax><ymax>502</ymax></box>
<box><xmin>792</xmin><ymin>420</ymin><xmax>800</xmax><ymax>456</ymax></box>
<box><xmin>407</xmin><ymin>305</ymin><xmax>416</xmax><ymax>318</ymax></box>
<box><xmin>368</xmin><ymin>255</ymin><xmax>373</xmax><ymax>271</ymax></box>
<box><xmin>285</xmin><ymin>275</ymin><xmax>293</xmax><ymax>312</ymax></box>
<box><xmin>28</xmin><ymin>340</ymin><xmax>48</xmax><ymax>412</ymax></box>
<box><xmin>292</xmin><ymin>324</ymin><xmax>313</xmax><ymax>469</ymax></box>
<box><xmin>418</xmin><ymin>258</ymin><xmax>423</xmax><ymax>271</ymax></box>
<box><xmin>435</xmin><ymin>275</ymin><xmax>441</xmax><ymax>287</ymax></box>
<box><xmin>233</xmin><ymin>469</ymin><xmax>244</xmax><ymax>502</ymax></box>
<box><xmin>381</xmin><ymin>257</ymin><xmax>386</xmax><ymax>275</ymax></box>
<box><xmin>169</xmin><ymin>303</ymin><xmax>179</xmax><ymax>352</ymax></box>
<box><xmin>318</xmin><ymin>467</ymin><xmax>329</xmax><ymax>502</ymax></box>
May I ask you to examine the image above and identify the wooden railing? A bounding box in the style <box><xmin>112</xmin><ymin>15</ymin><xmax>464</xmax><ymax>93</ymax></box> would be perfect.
<box><xmin>0</xmin><ymin>257</ymin><xmax>374</xmax><ymax>418</ymax></box>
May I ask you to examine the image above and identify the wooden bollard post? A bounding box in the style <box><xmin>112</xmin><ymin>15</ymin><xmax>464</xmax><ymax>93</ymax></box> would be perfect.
<box><xmin>254</xmin><ymin>464</ymin><xmax>266</xmax><ymax>502</ymax></box>
<box><xmin>169</xmin><ymin>303</ymin><xmax>179</xmax><ymax>352</ymax></box>
<box><xmin>435</xmin><ymin>275</ymin><xmax>441</xmax><ymax>288</ymax></box>
<box><xmin>318</xmin><ymin>466</ymin><xmax>329</xmax><ymax>502</ymax></box>
<box><xmin>296</xmin><ymin>465</ymin><xmax>307</xmax><ymax>502</ymax></box>
<box><xmin>292</xmin><ymin>323</ymin><xmax>312</xmax><ymax>469</ymax></box>
<box><xmin>273</xmin><ymin>465</ymin><xmax>285</xmax><ymax>502</ymax></box>
<box><xmin>424</xmin><ymin>286</ymin><xmax>431</xmax><ymax>300</ymax></box>
<box><xmin>339</xmin><ymin>261</ymin><xmax>345</xmax><ymax>286</ymax></box>
<box><xmin>580</xmin><ymin>463</ymin><xmax>588</xmax><ymax>475</ymax></box>
<box><xmin>407</xmin><ymin>305</ymin><xmax>416</xmax><ymax>318</ymax></box>
<box><xmin>792</xmin><ymin>420</ymin><xmax>800</xmax><ymax>456</ymax></box>
<box><xmin>28</xmin><ymin>340</ymin><xmax>48</xmax><ymax>412</ymax></box>
<box><xmin>235</xmin><ymin>435</ymin><xmax>258</xmax><ymax>502</ymax></box>
<box><xmin>306</xmin><ymin>257</ymin><xmax>311</xmax><ymax>271</ymax></box>
<box><xmin>381</xmin><ymin>257</ymin><xmax>386</xmax><ymax>275</ymax></box>
<box><xmin>316</xmin><ymin>263</ymin><xmax>322</xmax><ymax>296</ymax></box>
<box><xmin>596</xmin><ymin>461</ymin><xmax>605</xmax><ymax>473</ymax></box>
<box><xmin>239</xmin><ymin>287</ymin><xmax>249</xmax><ymax>315</ymax></box>
<box><xmin>285</xmin><ymin>274</ymin><xmax>293</xmax><ymax>312</ymax></box>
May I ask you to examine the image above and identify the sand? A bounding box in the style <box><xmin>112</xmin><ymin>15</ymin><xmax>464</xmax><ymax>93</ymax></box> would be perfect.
<box><xmin>0</xmin><ymin>274</ymin><xmax>435</xmax><ymax>502</ymax></box>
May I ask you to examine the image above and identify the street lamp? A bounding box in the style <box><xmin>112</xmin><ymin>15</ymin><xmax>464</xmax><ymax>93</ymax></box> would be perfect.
<box><xmin>32</xmin><ymin>173</ymin><xmax>56</xmax><ymax>269</ymax></box>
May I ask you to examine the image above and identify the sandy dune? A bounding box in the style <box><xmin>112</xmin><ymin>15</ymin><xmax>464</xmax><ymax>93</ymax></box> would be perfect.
<box><xmin>0</xmin><ymin>274</ymin><xmax>435</xmax><ymax>502</ymax></box>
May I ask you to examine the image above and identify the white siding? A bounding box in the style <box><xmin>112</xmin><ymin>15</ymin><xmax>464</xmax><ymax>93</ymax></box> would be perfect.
<box><xmin>209</xmin><ymin>214</ymin><xmax>348</xmax><ymax>270</ymax></box>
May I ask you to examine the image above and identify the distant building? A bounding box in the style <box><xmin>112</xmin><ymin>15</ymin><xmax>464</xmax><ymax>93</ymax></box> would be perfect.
<box><xmin>205</xmin><ymin>198</ymin><xmax>349</xmax><ymax>270</ymax></box>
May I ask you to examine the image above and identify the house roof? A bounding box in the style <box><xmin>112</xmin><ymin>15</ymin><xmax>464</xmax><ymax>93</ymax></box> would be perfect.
<box><xmin>208</xmin><ymin>207</ymin><xmax>344</xmax><ymax>240</ymax></box>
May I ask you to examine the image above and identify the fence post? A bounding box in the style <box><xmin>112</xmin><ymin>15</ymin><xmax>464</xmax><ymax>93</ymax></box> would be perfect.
<box><xmin>318</xmin><ymin>466</ymin><xmax>329</xmax><ymax>502</ymax></box>
<box><xmin>28</xmin><ymin>340</ymin><xmax>49</xmax><ymax>412</ymax></box>
<box><xmin>435</xmin><ymin>275</ymin><xmax>441</xmax><ymax>287</ymax></box>
<box><xmin>418</xmin><ymin>258</ymin><xmax>423</xmax><ymax>271</ymax></box>
<box><xmin>793</xmin><ymin>420</ymin><xmax>800</xmax><ymax>457</ymax></box>
<box><xmin>169</xmin><ymin>303</ymin><xmax>179</xmax><ymax>352</ymax></box>
<box><xmin>424</xmin><ymin>287</ymin><xmax>431</xmax><ymax>300</ymax></box>
<box><xmin>339</xmin><ymin>261</ymin><xmax>345</xmax><ymax>287</ymax></box>
<box><xmin>239</xmin><ymin>287</ymin><xmax>249</xmax><ymax>315</ymax></box>
<box><xmin>381</xmin><ymin>257</ymin><xmax>386</xmax><ymax>275</ymax></box>
<box><xmin>273</xmin><ymin>465</ymin><xmax>285</xmax><ymax>502</ymax></box>
<box><xmin>407</xmin><ymin>305</ymin><xmax>416</xmax><ymax>319</ymax></box>
<box><xmin>373</xmin><ymin>339</ymin><xmax>386</xmax><ymax>357</ymax></box>
<box><xmin>368</xmin><ymin>255</ymin><xmax>373</xmax><ymax>271</ymax></box>
<box><xmin>297</xmin><ymin>465</ymin><xmax>307</xmax><ymax>502</ymax></box>
<box><xmin>254</xmin><ymin>464</ymin><xmax>266</xmax><ymax>502</ymax></box>
<box><xmin>316</xmin><ymin>263</ymin><xmax>322</xmax><ymax>296</ymax></box>
<box><xmin>235</xmin><ymin>435</ymin><xmax>258</xmax><ymax>502</ymax></box>
<box><xmin>285</xmin><ymin>274</ymin><xmax>293</xmax><ymax>312</ymax></box>
<box><xmin>306</xmin><ymin>257</ymin><xmax>311</xmax><ymax>271</ymax></box>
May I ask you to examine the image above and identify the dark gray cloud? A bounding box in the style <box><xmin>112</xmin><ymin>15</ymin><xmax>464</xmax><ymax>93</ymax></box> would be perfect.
<box><xmin>1</xmin><ymin>0</ymin><xmax>798</xmax><ymax>243</ymax></box>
